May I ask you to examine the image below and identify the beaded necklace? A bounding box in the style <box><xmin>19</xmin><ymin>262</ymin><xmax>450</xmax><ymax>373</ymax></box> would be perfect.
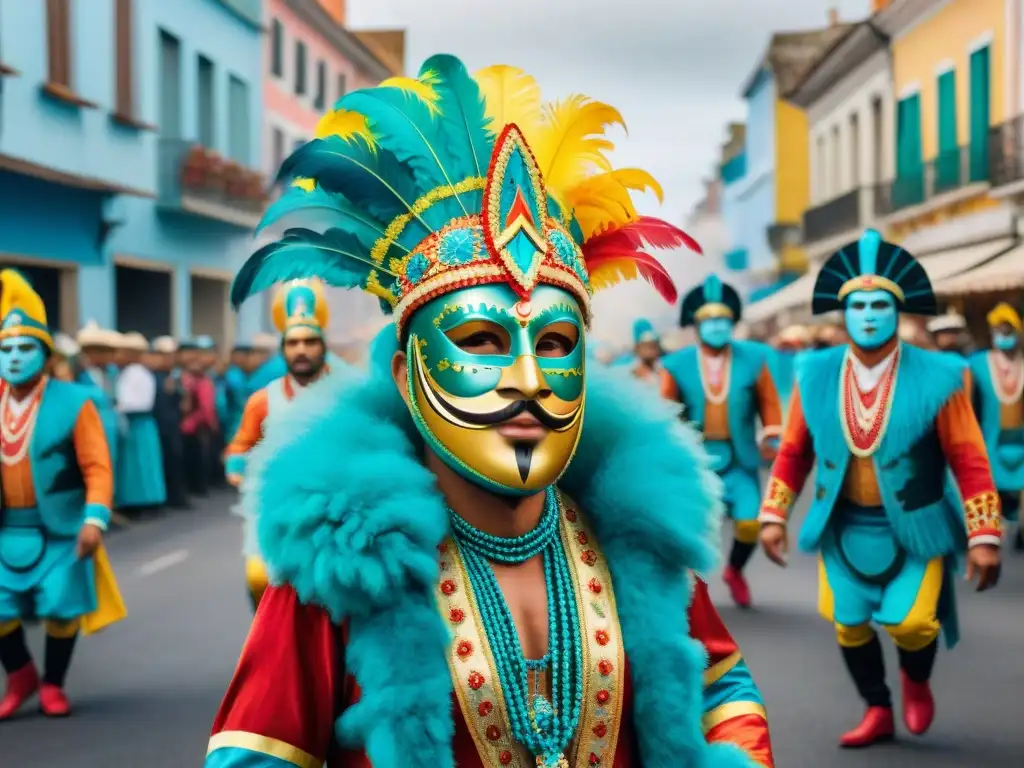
<box><xmin>0</xmin><ymin>377</ymin><xmax>45</xmax><ymax>466</ymax></box>
<box><xmin>989</xmin><ymin>350</ymin><xmax>1024</xmax><ymax>406</ymax></box>
<box><xmin>449</xmin><ymin>487</ymin><xmax>583</xmax><ymax>768</ymax></box>
<box><xmin>698</xmin><ymin>347</ymin><xmax>730</xmax><ymax>405</ymax></box>
<box><xmin>840</xmin><ymin>347</ymin><xmax>899</xmax><ymax>457</ymax></box>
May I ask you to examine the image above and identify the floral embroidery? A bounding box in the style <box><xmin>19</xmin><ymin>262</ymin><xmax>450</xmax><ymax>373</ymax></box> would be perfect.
<box><xmin>588</xmin><ymin>578</ymin><xmax>602</xmax><ymax>594</ymax></box>
<box><xmin>595</xmin><ymin>629</ymin><xmax>610</xmax><ymax>646</ymax></box>
<box><xmin>440</xmin><ymin>579</ymin><xmax>457</xmax><ymax>595</ymax></box>
<box><xmin>438</xmin><ymin>227</ymin><xmax>482</xmax><ymax>265</ymax></box>
<box><xmin>592</xmin><ymin>722</ymin><xmax>608</xmax><ymax>738</ymax></box>
<box><xmin>581</xmin><ymin>549</ymin><xmax>598</xmax><ymax>566</ymax></box>
<box><xmin>478</xmin><ymin>700</ymin><xmax>493</xmax><ymax>717</ymax></box>
<box><xmin>405</xmin><ymin>252</ymin><xmax>430</xmax><ymax>284</ymax></box>
<box><xmin>449</xmin><ymin>607</ymin><xmax>465</xmax><ymax>624</ymax></box>
<box><xmin>596</xmin><ymin>689</ymin><xmax>610</xmax><ymax>705</ymax></box>
<box><xmin>576</xmin><ymin>531</ymin><xmax>589</xmax><ymax>545</ymax></box>
<box><xmin>456</xmin><ymin>640</ymin><xmax>473</xmax><ymax>659</ymax></box>
<box><xmin>597</xmin><ymin>659</ymin><xmax>613</xmax><ymax>676</ymax></box>
<box><xmin>467</xmin><ymin>671</ymin><xmax>485</xmax><ymax>690</ymax></box>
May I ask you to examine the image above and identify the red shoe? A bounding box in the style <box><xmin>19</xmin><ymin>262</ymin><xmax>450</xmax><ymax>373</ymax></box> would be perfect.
<box><xmin>39</xmin><ymin>683</ymin><xmax>71</xmax><ymax>718</ymax></box>
<box><xmin>839</xmin><ymin>706</ymin><xmax>895</xmax><ymax>748</ymax></box>
<box><xmin>0</xmin><ymin>663</ymin><xmax>40</xmax><ymax>721</ymax></box>
<box><xmin>901</xmin><ymin>671</ymin><xmax>934</xmax><ymax>735</ymax></box>
<box><xmin>722</xmin><ymin>566</ymin><xmax>752</xmax><ymax>608</ymax></box>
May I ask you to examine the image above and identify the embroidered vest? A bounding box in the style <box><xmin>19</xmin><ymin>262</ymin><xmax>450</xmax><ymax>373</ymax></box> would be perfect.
<box><xmin>796</xmin><ymin>344</ymin><xmax>968</xmax><ymax>560</ymax></box>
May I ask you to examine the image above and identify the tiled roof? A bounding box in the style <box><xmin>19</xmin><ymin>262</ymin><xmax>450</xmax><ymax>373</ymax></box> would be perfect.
<box><xmin>769</xmin><ymin>25</ymin><xmax>856</xmax><ymax>95</ymax></box>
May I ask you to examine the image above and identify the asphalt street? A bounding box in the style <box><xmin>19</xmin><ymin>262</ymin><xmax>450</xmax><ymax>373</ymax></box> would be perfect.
<box><xmin>2</xmin><ymin>490</ymin><xmax>1022</xmax><ymax>767</ymax></box>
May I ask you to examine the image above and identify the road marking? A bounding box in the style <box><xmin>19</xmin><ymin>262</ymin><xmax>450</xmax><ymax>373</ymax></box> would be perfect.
<box><xmin>136</xmin><ymin>549</ymin><xmax>190</xmax><ymax>578</ymax></box>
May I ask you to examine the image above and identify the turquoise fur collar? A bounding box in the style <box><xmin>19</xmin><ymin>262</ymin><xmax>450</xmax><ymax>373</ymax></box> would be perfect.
<box><xmin>797</xmin><ymin>343</ymin><xmax>966</xmax><ymax>464</ymax></box>
<box><xmin>247</xmin><ymin>338</ymin><xmax>758</xmax><ymax>768</ymax></box>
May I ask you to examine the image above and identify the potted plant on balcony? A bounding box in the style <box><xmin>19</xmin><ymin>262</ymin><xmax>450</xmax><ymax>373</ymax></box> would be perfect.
<box><xmin>181</xmin><ymin>145</ymin><xmax>208</xmax><ymax>190</ymax></box>
<box><xmin>223</xmin><ymin>161</ymin><xmax>247</xmax><ymax>201</ymax></box>
<box><xmin>203</xmin><ymin>151</ymin><xmax>227</xmax><ymax>196</ymax></box>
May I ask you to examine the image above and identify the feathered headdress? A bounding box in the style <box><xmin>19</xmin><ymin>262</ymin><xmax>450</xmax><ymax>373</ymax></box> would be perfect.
<box><xmin>0</xmin><ymin>269</ymin><xmax>52</xmax><ymax>349</ymax></box>
<box><xmin>232</xmin><ymin>55</ymin><xmax>699</xmax><ymax>335</ymax></box>
<box><xmin>813</xmin><ymin>229</ymin><xmax>937</xmax><ymax>316</ymax></box>
<box><xmin>271</xmin><ymin>279</ymin><xmax>329</xmax><ymax>338</ymax></box>
<box><xmin>678</xmin><ymin>273</ymin><xmax>742</xmax><ymax>327</ymax></box>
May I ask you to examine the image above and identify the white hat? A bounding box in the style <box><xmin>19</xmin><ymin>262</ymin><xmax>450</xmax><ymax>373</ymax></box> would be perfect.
<box><xmin>927</xmin><ymin>310</ymin><xmax>966</xmax><ymax>334</ymax></box>
<box><xmin>151</xmin><ymin>335</ymin><xmax>177</xmax><ymax>354</ymax></box>
<box><xmin>777</xmin><ymin>325</ymin><xmax>811</xmax><ymax>345</ymax></box>
<box><xmin>53</xmin><ymin>333</ymin><xmax>80</xmax><ymax>358</ymax></box>
<box><xmin>120</xmin><ymin>331</ymin><xmax>149</xmax><ymax>352</ymax></box>
<box><xmin>250</xmin><ymin>332</ymin><xmax>278</xmax><ymax>351</ymax></box>
<box><xmin>77</xmin><ymin>320</ymin><xmax>113</xmax><ymax>348</ymax></box>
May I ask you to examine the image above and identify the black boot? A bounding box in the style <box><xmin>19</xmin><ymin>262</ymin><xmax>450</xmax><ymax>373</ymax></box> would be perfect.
<box><xmin>729</xmin><ymin>539</ymin><xmax>756</xmax><ymax>571</ymax></box>
<box><xmin>42</xmin><ymin>632</ymin><xmax>78</xmax><ymax>690</ymax></box>
<box><xmin>840</xmin><ymin>634</ymin><xmax>892</xmax><ymax>708</ymax></box>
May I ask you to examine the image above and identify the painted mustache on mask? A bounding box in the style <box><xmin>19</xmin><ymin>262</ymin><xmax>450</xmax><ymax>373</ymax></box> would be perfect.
<box><xmin>440</xmin><ymin>396</ymin><xmax>577</xmax><ymax>430</ymax></box>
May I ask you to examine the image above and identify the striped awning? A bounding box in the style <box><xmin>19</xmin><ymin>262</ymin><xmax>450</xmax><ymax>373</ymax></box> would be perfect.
<box><xmin>933</xmin><ymin>242</ymin><xmax>1024</xmax><ymax>295</ymax></box>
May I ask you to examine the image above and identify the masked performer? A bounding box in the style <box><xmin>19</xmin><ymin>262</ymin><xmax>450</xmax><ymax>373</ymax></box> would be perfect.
<box><xmin>660</xmin><ymin>275</ymin><xmax>782</xmax><ymax>608</ymax></box>
<box><xmin>758</xmin><ymin>230</ymin><xmax>1002</xmax><ymax>748</ymax></box>
<box><xmin>224</xmin><ymin>280</ymin><xmax>332</xmax><ymax>610</ymax></box>
<box><xmin>970</xmin><ymin>303</ymin><xmax>1024</xmax><ymax>550</ymax></box>
<box><xmin>0</xmin><ymin>270</ymin><xmax>126</xmax><ymax>720</ymax></box>
<box><xmin>630</xmin><ymin>318</ymin><xmax>665</xmax><ymax>384</ymax></box>
<box><xmin>203</xmin><ymin>56</ymin><xmax>773</xmax><ymax>768</ymax></box>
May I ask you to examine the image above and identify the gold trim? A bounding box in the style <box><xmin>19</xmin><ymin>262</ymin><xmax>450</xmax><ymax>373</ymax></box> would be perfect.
<box><xmin>704</xmin><ymin>651</ymin><xmax>742</xmax><ymax>687</ymax></box>
<box><xmin>694</xmin><ymin>303</ymin><xmax>734</xmax><ymax>322</ymax></box>
<box><xmin>701</xmin><ymin>702</ymin><xmax>768</xmax><ymax>734</ymax></box>
<box><xmin>370</xmin><ymin>177</ymin><xmax>486</xmax><ymax>264</ymax></box>
<box><xmin>393</xmin><ymin>263</ymin><xmax>507</xmax><ymax>334</ymax></box>
<box><xmin>206</xmin><ymin>731</ymin><xmax>322</xmax><ymax>768</ymax></box>
<box><xmin>964</xmin><ymin>490</ymin><xmax>1003</xmax><ymax>536</ymax></box>
<box><xmin>438</xmin><ymin>541</ymin><xmax>531</xmax><ymax>767</ymax></box>
<box><xmin>837</xmin><ymin>274</ymin><xmax>905</xmax><ymax>302</ymax></box>
<box><xmin>558</xmin><ymin>493</ymin><xmax>625</xmax><ymax>767</ymax></box>
<box><xmin>760</xmin><ymin>477</ymin><xmax>796</xmax><ymax>519</ymax></box>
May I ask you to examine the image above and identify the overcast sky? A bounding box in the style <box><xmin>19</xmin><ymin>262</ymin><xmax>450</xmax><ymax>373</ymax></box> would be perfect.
<box><xmin>343</xmin><ymin>0</ymin><xmax>873</xmax><ymax>344</ymax></box>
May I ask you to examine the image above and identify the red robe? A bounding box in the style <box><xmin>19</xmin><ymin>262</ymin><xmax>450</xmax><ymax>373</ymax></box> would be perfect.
<box><xmin>207</xmin><ymin>580</ymin><xmax>773</xmax><ymax>767</ymax></box>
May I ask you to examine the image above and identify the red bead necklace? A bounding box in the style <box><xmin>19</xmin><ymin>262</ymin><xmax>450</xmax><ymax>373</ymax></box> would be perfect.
<box><xmin>841</xmin><ymin>349</ymin><xmax>899</xmax><ymax>455</ymax></box>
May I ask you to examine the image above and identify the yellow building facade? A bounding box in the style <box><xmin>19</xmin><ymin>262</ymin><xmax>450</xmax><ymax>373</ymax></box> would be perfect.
<box><xmin>774</xmin><ymin>99</ymin><xmax>811</xmax><ymax>272</ymax></box>
<box><xmin>881</xmin><ymin>0</ymin><xmax>1006</xmax><ymax>243</ymax></box>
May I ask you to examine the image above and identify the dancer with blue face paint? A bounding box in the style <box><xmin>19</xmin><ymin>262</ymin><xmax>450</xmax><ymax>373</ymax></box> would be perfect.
<box><xmin>630</xmin><ymin>317</ymin><xmax>665</xmax><ymax>384</ymax></box>
<box><xmin>759</xmin><ymin>229</ymin><xmax>1002</xmax><ymax>748</ymax></box>
<box><xmin>969</xmin><ymin>302</ymin><xmax>1024</xmax><ymax>551</ymax></box>
<box><xmin>0</xmin><ymin>270</ymin><xmax>126</xmax><ymax>721</ymax></box>
<box><xmin>661</xmin><ymin>274</ymin><xmax>783</xmax><ymax>608</ymax></box>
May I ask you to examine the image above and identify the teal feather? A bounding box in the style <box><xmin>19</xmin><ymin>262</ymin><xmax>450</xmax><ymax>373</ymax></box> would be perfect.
<box><xmin>231</xmin><ymin>228</ymin><xmax>398</xmax><ymax>309</ymax></box>
<box><xmin>341</xmin><ymin>88</ymin><xmax>476</xmax><ymax>214</ymax></box>
<box><xmin>420</xmin><ymin>54</ymin><xmax>495</xmax><ymax>177</ymax></box>
<box><xmin>258</xmin><ymin>184</ymin><xmax>406</xmax><ymax>259</ymax></box>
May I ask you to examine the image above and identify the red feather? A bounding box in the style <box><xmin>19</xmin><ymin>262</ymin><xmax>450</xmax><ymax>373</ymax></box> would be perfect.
<box><xmin>585</xmin><ymin>246</ymin><xmax>678</xmax><ymax>304</ymax></box>
<box><xmin>585</xmin><ymin>216</ymin><xmax>702</xmax><ymax>254</ymax></box>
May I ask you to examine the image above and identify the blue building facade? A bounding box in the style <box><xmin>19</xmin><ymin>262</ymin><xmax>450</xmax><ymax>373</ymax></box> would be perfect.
<box><xmin>0</xmin><ymin>0</ymin><xmax>264</xmax><ymax>346</ymax></box>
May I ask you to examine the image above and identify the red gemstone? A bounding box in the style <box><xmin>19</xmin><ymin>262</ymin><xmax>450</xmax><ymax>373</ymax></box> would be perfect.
<box><xmin>581</xmin><ymin>549</ymin><xmax>598</xmax><ymax>566</ymax></box>
<box><xmin>588</xmin><ymin>578</ymin><xmax>602</xmax><ymax>594</ymax></box>
<box><xmin>440</xmin><ymin>579</ymin><xmax>457</xmax><ymax>595</ymax></box>
<box><xmin>589</xmin><ymin>753</ymin><xmax>601</xmax><ymax>766</ymax></box>
<box><xmin>456</xmin><ymin>640</ymin><xmax>473</xmax><ymax>659</ymax></box>
<box><xmin>592</xmin><ymin>722</ymin><xmax>608</xmax><ymax>738</ymax></box>
<box><xmin>478</xmin><ymin>700</ymin><xmax>493</xmax><ymax>717</ymax></box>
<box><xmin>468</xmin><ymin>671</ymin><xmax>485</xmax><ymax>690</ymax></box>
<box><xmin>499</xmin><ymin>751</ymin><xmax>513</xmax><ymax>765</ymax></box>
<box><xmin>449</xmin><ymin>607</ymin><xmax>465</xmax><ymax>624</ymax></box>
<box><xmin>438</xmin><ymin>543</ymin><xmax>449</xmax><ymax>554</ymax></box>
<box><xmin>565</xmin><ymin>508</ymin><xmax>578</xmax><ymax>523</ymax></box>
<box><xmin>486</xmin><ymin>724</ymin><xmax>501</xmax><ymax>741</ymax></box>
<box><xmin>576</xmin><ymin>531</ymin><xmax>589</xmax><ymax>545</ymax></box>
<box><xmin>595</xmin><ymin>629</ymin><xmax>610</xmax><ymax>646</ymax></box>
<box><xmin>596</xmin><ymin>689</ymin><xmax>610</xmax><ymax>705</ymax></box>
<box><xmin>597</xmin><ymin>659</ymin><xmax>613</xmax><ymax>676</ymax></box>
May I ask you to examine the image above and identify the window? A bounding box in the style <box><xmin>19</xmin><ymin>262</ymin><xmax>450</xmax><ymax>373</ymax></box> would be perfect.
<box><xmin>197</xmin><ymin>55</ymin><xmax>215</xmax><ymax>148</ymax></box>
<box><xmin>158</xmin><ymin>30</ymin><xmax>182</xmax><ymax>138</ymax></box>
<box><xmin>315</xmin><ymin>60</ymin><xmax>326</xmax><ymax>110</ymax></box>
<box><xmin>270</xmin><ymin>19</ymin><xmax>284</xmax><ymax>77</ymax></box>
<box><xmin>871</xmin><ymin>97</ymin><xmax>883</xmax><ymax>186</ymax></box>
<box><xmin>114</xmin><ymin>0</ymin><xmax>135</xmax><ymax>117</ymax></box>
<box><xmin>46</xmin><ymin>0</ymin><xmax>72</xmax><ymax>87</ymax></box>
<box><xmin>337</xmin><ymin>72</ymin><xmax>347</xmax><ymax>103</ymax></box>
<box><xmin>849</xmin><ymin>113</ymin><xmax>860</xmax><ymax>187</ymax></box>
<box><xmin>969</xmin><ymin>45</ymin><xmax>991</xmax><ymax>182</ymax></box>
<box><xmin>894</xmin><ymin>92</ymin><xmax>924</xmax><ymax>207</ymax></box>
<box><xmin>831</xmin><ymin>125</ymin><xmax>840</xmax><ymax>197</ymax></box>
<box><xmin>295</xmin><ymin>41</ymin><xmax>307</xmax><ymax>96</ymax></box>
<box><xmin>815</xmin><ymin>135</ymin><xmax>826</xmax><ymax>202</ymax></box>
<box><xmin>272</xmin><ymin>127</ymin><xmax>285</xmax><ymax>173</ymax></box>
<box><xmin>936</xmin><ymin>68</ymin><xmax>959</xmax><ymax>191</ymax></box>
<box><xmin>228</xmin><ymin>75</ymin><xmax>250</xmax><ymax>164</ymax></box>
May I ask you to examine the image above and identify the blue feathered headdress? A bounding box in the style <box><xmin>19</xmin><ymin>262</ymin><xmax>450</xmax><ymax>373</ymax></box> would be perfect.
<box><xmin>678</xmin><ymin>274</ymin><xmax>741</xmax><ymax>327</ymax></box>
<box><xmin>232</xmin><ymin>55</ymin><xmax>700</xmax><ymax>336</ymax></box>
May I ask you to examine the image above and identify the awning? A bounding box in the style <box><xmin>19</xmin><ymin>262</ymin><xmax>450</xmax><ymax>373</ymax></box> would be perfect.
<box><xmin>916</xmin><ymin>238</ymin><xmax>1015</xmax><ymax>285</ymax></box>
<box><xmin>933</xmin><ymin>241</ymin><xmax>1024</xmax><ymax>296</ymax></box>
<box><xmin>744</xmin><ymin>272</ymin><xmax>817</xmax><ymax>323</ymax></box>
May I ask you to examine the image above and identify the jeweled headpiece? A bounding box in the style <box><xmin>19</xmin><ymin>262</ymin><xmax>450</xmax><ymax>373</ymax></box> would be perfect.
<box><xmin>679</xmin><ymin>273</ymin><xmax>741</xmax><ymax>327</ymax></box>
<box><xmin>271</xmin><ymin>279</ymin><xmax>329</xmax><ymax>339</ymax></box>
<box><xmin>230</xmin><ymin>55</ymin><xmax>699</xmax><ymax>334</ymax></box>
<box><xmin>813</xmin><ymin>229</ymin><xmax>937</xmax><ymax>316</ymax></box>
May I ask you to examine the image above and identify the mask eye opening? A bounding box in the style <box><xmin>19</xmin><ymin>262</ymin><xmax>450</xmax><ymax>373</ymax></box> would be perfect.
<box><xmin>444</xmin><ymin>320</ymin><xmax>511</xmax><ymax>356</ymax></box>
<box><xmin>535</xmin><ymin>321</ymin><xmax>579</xmax><ymax>358</ymax></box>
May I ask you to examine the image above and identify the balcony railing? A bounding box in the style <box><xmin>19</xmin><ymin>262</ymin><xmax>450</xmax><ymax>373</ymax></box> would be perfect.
<box><xmin>989</xmin><ymin>113</ymin><xmax>1024</xmax><ymax>189</ymax></box>
<box><xmin>157</xmin><ymin>139</ymin><xmax>267</xmax><ymax>229</ymax></box>
<box><xmin>874</xmin><ymin>144</ymin><xmax>988</xmax><ymax>217</ymax></box>
<box><xmin>802</xmin><ymin>188</ymin><xmax>861</xmax><ymax>244</ymax></box>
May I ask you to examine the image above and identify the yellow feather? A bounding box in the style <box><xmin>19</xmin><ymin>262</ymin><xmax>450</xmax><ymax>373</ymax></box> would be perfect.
<box><xmin>588</xmin><ymin>259</ymin><xmax>640</xmax><ymax>292</ymax></box>
<box><xmin>314</xmin><ymin>109</ymin><xmax>377</xmax><ymax>150</ymax></box>
<box><xmin>292</xmin><ymin>178</ymin><xmax>316</xmax><ymax>192</ymax></box>
<box><xmin>564</xmin><ymin>169</ymin><xmax>662</xmax><ymax>237</ymax></box>
<box><xmin>474</xmin><ymin>65</ymin><xmax>543</xmax><ymax>134</ymax></box>
<box><xmin>532</xmin><ymin>95</ymin><xmax>626</xmax><ymax>202</ymax></box>
<box><xmin>379</xmin><ymin>71</ymin><xmax>441</xmax><ymax>114</ymax></box>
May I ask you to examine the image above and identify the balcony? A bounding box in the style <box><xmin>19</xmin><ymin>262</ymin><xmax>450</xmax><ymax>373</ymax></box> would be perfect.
<box><xmin>874</xmin><ymin>144</ymin><xmax>989</xmax><ymax>219</ymax></box>
<box><xmin>720</xmin><ymin>153</ymin><xmax>747</xmax><ymax>186</ymax></box>
<box><xmin>157</xmin><ymin>139</ymin><xmax>267</xmax><ymax>229</ymax></box>
<box><xmin>989</xmin><ymin>113</ymin><xmax>1024</xmax><ymax>195</ymax></box>
<box><xmin>802</xmin><ymin>188</ymin><xmax>861</xmax><ymax>244</ymax></box>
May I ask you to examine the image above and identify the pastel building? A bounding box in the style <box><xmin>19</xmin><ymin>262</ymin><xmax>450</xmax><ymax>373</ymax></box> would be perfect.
<box><xmin>0</xmin><ymin>0</ymin><xmax>266</xmax><ymax>345</ymax></box>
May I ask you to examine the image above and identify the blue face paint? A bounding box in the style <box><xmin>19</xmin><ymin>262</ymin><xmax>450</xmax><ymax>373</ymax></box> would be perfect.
<box><xmin>993</xmin><ymin>331</ymin><xmax>1020</xmax><ymax>352</ymax></box>
<box><xmin>844</xmin><ymin>290</ymin><xmax>898</xmax><ymax>350</ymax></box>
<box><xmin>698</xmin><ymin>317</ymin><xmax>734</xmax><ymax>349</ymax></box>
<box><xmin>0</xmin><ymin>336</ymin><xmax>47</xmax><ymax>386</ymax></box>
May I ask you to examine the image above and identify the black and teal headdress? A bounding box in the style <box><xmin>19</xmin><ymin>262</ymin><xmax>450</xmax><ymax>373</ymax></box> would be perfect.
<box><xmin>231</xmin><ymin>54</ymin><xmax>699</xmax><ymax>337</ymax></box>
<box><xmin>812</xmin><ymin>229</ymin><xmax>937</xmax><ymax>316</ymax></box>
<box><xmin>678</xmin><ymin>274</ymin><xmax>742</xmax><ymax>327</ymax></box>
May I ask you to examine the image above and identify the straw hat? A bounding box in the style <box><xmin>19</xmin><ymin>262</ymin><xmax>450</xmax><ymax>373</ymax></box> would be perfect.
<box><xmin>120</xmin><ymin>331</ymin><xmax>149</xmax><ymax>352</ymax></box>
<box><xmin>151</xmin><ymin>335</ymin><xmax>177</xmax><ymax>354</ymax></box>
<box><xmin>777</xmin><ymin>325</ymin><xmax>811</xmax><ymax>346</ymax></box>
<box><xmin>53</xmin><ymin>333</ymin><xmax>80</xmax><ymax>358</ymax></box>
<box><xmin>77</xmin><ymin>320</ymin><xmax>115</xmax><ymax>348</ymax></box>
